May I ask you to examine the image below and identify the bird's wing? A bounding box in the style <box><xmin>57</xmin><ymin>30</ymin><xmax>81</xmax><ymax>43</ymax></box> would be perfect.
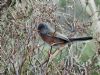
<box><xmin>47</xmin><ymin>31</ymin><xmax>69</xmax><ymax>41</ymax></box>
<box><xmin>55</xmin><ymin>32</ymin><xmax>70</xmax><ymax>41</ymax></box>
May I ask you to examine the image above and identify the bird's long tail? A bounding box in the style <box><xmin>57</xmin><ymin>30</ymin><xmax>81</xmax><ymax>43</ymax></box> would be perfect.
<box><xmin>68</xmin><ymin>37</ymin><xmax>93</xmax><ymax>42</ymax></box>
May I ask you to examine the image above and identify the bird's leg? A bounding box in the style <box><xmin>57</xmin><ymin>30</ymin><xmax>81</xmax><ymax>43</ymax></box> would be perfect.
<box><xmin>50</xmin><ymin>46</ymin><xmax>52</xmax><ymax>53</ymax></box>
<box><xmin>48</xmin><ymin>46</ymin><xmax>52</xmax><ymax>57</ymax></box>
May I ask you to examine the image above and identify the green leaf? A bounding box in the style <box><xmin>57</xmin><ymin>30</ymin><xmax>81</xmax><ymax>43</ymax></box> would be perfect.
<box><xmin>95</xmin><ymin>0</ymin><xmax>100</xmax><ymax>6</ymax></box>
<box><xmin>59</xmin><ymin>0</ymin><xmax>67</xmax><ymax>8</ymax></box>
<box><xmin>79</xmin><ymin>41</ymin><xmax>96</xmax><ymax>63</ymax></box>
<box><xmin>91</xmin><ymin>70</ymin><xmax>99</xmax><ymax>75</ymax></box>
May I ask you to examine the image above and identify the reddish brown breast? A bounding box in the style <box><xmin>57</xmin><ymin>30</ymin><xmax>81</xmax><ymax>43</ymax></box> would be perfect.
<box><xmin>40</xmin><ymin>34</ymin><xmax>65</xmax><ymax>46</ymax></box>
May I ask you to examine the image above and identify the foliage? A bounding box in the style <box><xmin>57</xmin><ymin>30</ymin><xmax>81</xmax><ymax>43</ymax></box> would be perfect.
<box><xmin>0</xmin><ymin>0</ymin><xmax>100</xmax><ymax>75</ymax></box>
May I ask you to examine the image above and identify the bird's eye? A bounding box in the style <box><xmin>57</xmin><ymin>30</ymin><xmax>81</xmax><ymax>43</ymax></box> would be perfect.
<box><xmin>47</xmin><ymin>33</ymin><xmax>51</xmax><ymax>36</ymax></box>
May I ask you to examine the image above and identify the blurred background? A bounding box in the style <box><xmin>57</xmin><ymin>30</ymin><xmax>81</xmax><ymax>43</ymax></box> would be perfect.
<box><xmin>0</xmin><ymin>0</ymin><xmax>100</xmax><ymax>75</ymax></box>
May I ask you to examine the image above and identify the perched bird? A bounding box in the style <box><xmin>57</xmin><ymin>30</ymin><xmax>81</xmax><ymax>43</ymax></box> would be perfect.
<box><xmin>37</xmin><ymin>23</ymin><xmax>93</xmax><ymax>46</ymax></box>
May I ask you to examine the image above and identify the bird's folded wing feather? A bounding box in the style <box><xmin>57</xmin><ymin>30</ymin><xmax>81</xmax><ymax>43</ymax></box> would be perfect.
<box><xmin>55</xmin><ymin>32</ymin><xmax>70</xmax><ymax>41</ymax></box>
<box><xmin>46</xmin><ymin>31</ymin><xmax>69</xmax><ymax>40</ymax></box>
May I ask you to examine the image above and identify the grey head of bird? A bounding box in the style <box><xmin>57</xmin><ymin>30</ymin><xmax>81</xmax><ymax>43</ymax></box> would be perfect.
<box><xmin>38</xmin><ymin>23</ymin><xmax>53</xmax><ymax>35</ymax></box>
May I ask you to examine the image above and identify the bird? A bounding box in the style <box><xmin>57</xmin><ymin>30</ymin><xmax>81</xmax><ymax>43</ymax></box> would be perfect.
<box><xmin>37</xmin><ymin>23</ymin><xmax>93</xmax><ymax>47</ymax></box>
